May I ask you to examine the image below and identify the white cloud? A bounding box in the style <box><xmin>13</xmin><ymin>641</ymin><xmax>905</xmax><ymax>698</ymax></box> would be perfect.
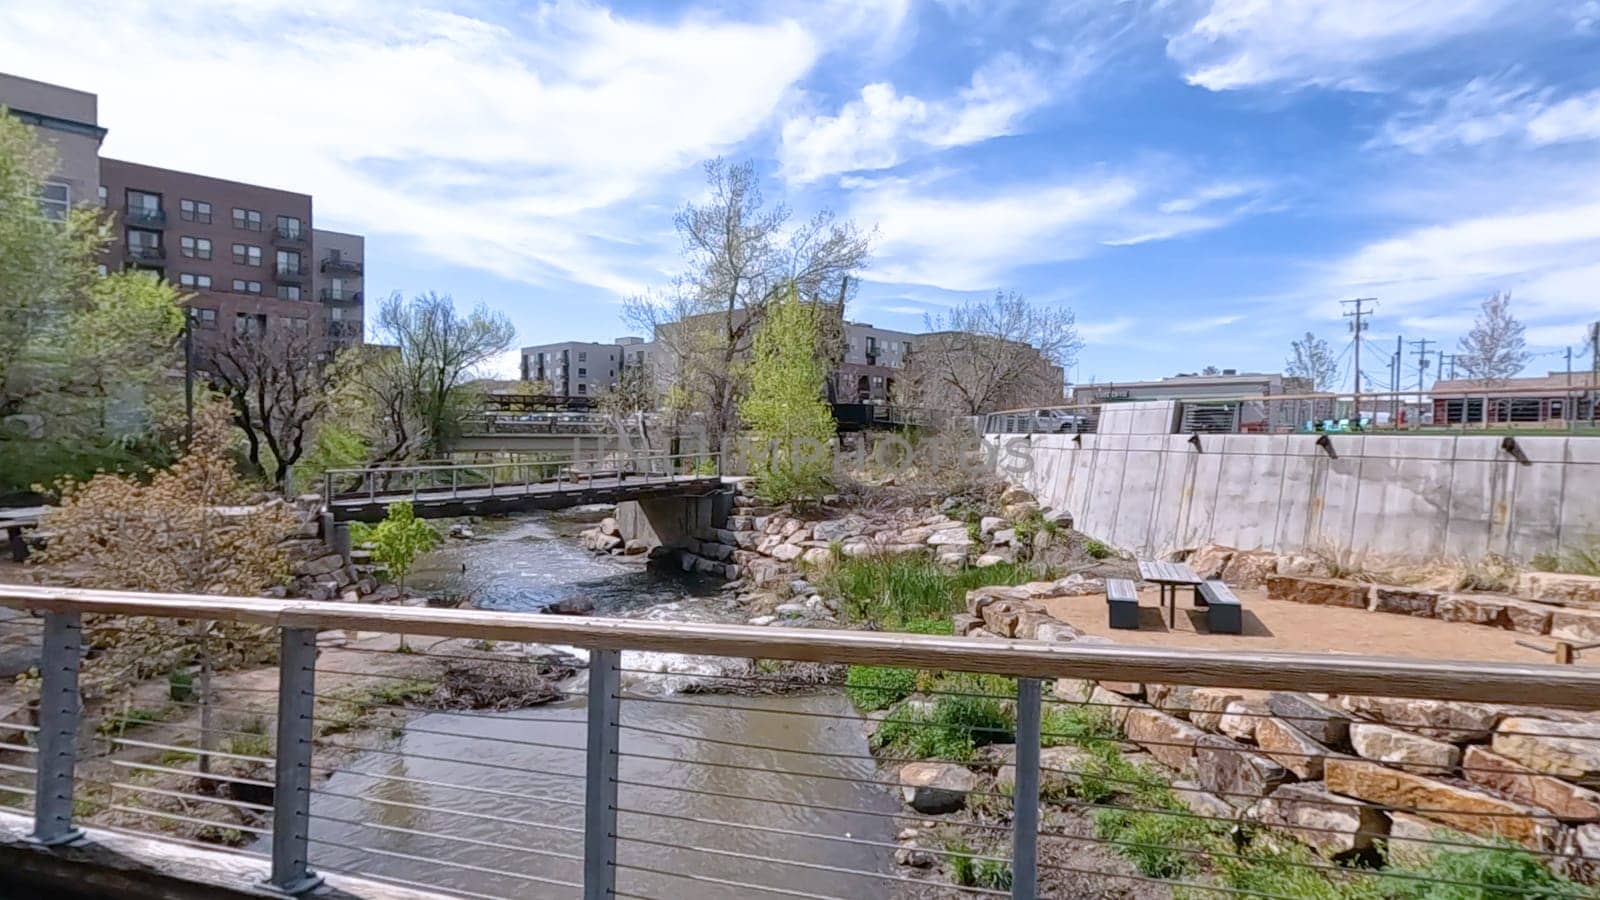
<box><xmin>1171</xmin><ymin>314</ymin><xmax>1245</xmax><ymax>333</ymax></box>
<box><xmin>778</xmin><ymin>54</ymin><xmax>1049</xmax><ymax>183</ymax></box>
<box><xmin>0</xmin><ymin>0</ymin><xmax>822</xmax><ymax>295</ymax></box>
<box><xmin>1166</xmin><ymin>0</ymin><xmax>1520</xmax><ymax>92</ymax></box>
<box><xmin>1376</xmin><ymin>77</ymin><xmax>1600</xmax><ymax>153</ymax></box>
<box><xmin>1078</xmin><ymin>317</ymin><xmax>1136</xmax><ymax>342</ymax></box>
<box><xmin>852</xmin><ymin>171</ymin><xmax>1260</xmax><ymax>290</ymax></box>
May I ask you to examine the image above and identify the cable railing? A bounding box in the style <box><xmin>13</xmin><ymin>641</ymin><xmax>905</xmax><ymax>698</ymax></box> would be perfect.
<box><xmin>322</xmin><ymin>450</ymin><xmax>722</xmax><ymax>507</ymax></box>
<box><xmin>2</xmin><ymin>586</ymin><xmax>1600</xmax><ymax>898</ymax></box>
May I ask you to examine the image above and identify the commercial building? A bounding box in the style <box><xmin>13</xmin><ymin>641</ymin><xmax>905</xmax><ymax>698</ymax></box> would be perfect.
<box><xmin>1071</xmin><ymin>370</ymin><xmax>1311</xmax><ymax>405</ymax></box>
<box><xmin>837</xmin><ymin>322</ymin><xmax>916</xmax><ymax>403</ymax></box>
<box><xmin>1</xmin><ymin>72</ymin><xmax>364</xmax><ymax>359</ymax></box>
<box><xmin>1430</xmin><ymin>372</ymin><xmax>1599</xmax><ymax>425</ymax></box>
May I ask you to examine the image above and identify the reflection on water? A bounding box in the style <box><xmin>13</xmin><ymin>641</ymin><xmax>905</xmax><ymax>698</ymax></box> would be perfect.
<box><xmin>302</xmin><ymin>693</ymin><xmax>899</xmax><ymax>899</ymax></box>
<box><xmin>296</xmin><ymin>512</ymin><xmax>901</xmax><ymax>897</ymax></box>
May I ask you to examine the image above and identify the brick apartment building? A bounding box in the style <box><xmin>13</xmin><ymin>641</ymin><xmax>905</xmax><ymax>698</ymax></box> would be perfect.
<box><xmin>2</xmin><ymin>72</ymin><xmax>364</xmax><ymax>361</ymax></box>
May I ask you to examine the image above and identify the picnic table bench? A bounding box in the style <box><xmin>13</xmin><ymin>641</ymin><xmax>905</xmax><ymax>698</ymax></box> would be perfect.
<box><xmin>1106</xmin><ymin>577</ymin><xmax>1139</xmax><ymax>629</ymax></box>
<box><xmin>1198</xmin><ymin>580</ymin><xmax>1242</xmax><ymax>634</ymax></box>
<box><xmin>1137</xmin><ymin>559</ymin><xmax>1203</xmax><ymax>628</ymax></box>
<box><xmin>0</xmin><ymin>507</ymin><xmax>44</xmax><ymax>563</ymax></box>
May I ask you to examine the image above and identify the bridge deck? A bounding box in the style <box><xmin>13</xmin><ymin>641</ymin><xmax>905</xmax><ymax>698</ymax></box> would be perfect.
<box><xmin>327</xmin><ymin>472</ymin><xmax>724</xmax><ymax>522</ymax></box>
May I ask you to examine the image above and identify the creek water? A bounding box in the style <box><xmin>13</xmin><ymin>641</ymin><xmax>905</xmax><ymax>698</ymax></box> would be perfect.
<box><xmin>295</xmin><ymin>511</ymin><xmax>902</xmax><ymax>898</ymax></box>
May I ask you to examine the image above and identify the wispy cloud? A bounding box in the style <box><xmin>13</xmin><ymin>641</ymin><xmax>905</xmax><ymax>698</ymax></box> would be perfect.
<box><xmin>778</xmin><ymin>54</ymin><xmax>1050</xmax><ymax>184</ymax></box>
<box><xmin>1374</xmin><ymin>75</ymin><xmax>1600</xmax><ymax>153</ymax></box>
<box><xmin>1165</xmin><ymin>0</ymin><xmax>1524</xmax><ymax>92</ymax></box>
<box><xmin>1171</xmin><ymin>314</ymin><xmax>1245</xmax><ymax>333</ymax></box>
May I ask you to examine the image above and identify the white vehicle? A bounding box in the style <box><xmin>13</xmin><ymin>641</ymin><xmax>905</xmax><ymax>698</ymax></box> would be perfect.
<box><xmin>1031</xmin><ymin>409</ymin><xmax>1086</xmax><ymax>433</ymax></box>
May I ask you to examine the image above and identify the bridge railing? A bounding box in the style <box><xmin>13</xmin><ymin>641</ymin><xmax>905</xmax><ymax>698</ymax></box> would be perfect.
<box><xmin>323</xmin><ymin>450</ymin><xmax>721</xmax><ymax>505</ymax></box>
<box><xmin>2</xmin><ymin>586</ymin><xmax>1600</xmax><ymax>898</ymax></box>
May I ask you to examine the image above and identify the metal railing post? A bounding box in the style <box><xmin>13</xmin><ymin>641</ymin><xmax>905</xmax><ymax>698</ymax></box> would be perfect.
<box><xmin>584</xmin><ymin>648</ymin><xmax>621</xmax><ymax>900</ymax></box>
<box><xmin>1011</xmin><ymin>677</ymin><xmax>1041</xmax><ymax>899</ymax></box>
<box><xmin>451</xmin><ymin>468</ymin><xmax>457</xmax><ymax>499</ymax></box>
<box><xmin>267</xmin><ymin>627</ymin><xmax>322</xmax><ymax>894</ymax></box>
<box><xmin>31</xmin><ymin>611</ymin><xmax>83</xmax><ymax>846</ymax></box>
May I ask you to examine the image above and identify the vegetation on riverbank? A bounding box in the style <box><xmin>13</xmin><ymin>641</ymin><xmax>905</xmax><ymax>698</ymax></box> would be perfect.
<box><xmin>817</xmin><ymin>553</ymin><xmax>1035</xmax><ymax>630</ymax></box>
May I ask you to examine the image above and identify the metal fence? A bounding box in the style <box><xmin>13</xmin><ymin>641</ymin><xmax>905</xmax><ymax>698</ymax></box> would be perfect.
<box><xmin>3</xmin><ymin>587</ymin><xmax>1600</xmax><ymax>898</ymax></box>
<box><xmin>323</xmin><ymin>450</ymin><xmax>721</xmax><ymax>505</ymax></box>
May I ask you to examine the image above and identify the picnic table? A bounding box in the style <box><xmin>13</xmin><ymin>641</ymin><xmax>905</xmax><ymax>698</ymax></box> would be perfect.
<box><xmin>0</xmin><ymin>507</ymin><xmax>44</xmax><ymax>562</ymax></box>
<box><xmin>1137</xmin><ymin>559</ymin><xmax>1203</xmax><ymax>628</ymax></box>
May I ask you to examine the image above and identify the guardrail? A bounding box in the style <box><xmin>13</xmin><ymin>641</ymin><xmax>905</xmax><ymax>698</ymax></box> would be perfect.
<box><xmin>2</xmin><ymin>586</ymin><xmax>1599</xmax><ymax>898</ymax></box>
<box><xmin>460</xmin><ymin>413</ymin><xmax>617</xmax><ymax>436</ymax></box>
<box><xmin>982</xmin><ymin>387</ymin><xmax>1600</xmax><ymax>436</ymax></box>
<box><xmin>323</xmin><ymin>450</ymin><xmax>720</xmax><ymax>504</ymax></box>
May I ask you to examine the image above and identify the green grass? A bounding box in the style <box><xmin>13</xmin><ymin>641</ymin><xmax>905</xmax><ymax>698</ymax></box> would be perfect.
<box><xmin>947</xmin><ymin>839</ymin><xmax>1014</xmax><ymax>890</ymax></box>
<box><xmin>95</xmin><ymin>703</ymin><xmax>174</xmax><ymax>737</ymax></box>
<box><xmin>1382</xmin><ymin>840</ymin><xmax>1588</xmax><ymax>899</ymax></box>
<box><xmin>1084</xmin><ymin>539</ymin><xmax>1112</xmax><ymax>560</ymax></box>
<box><xmin>1533</xmin><ymin>541</ymin><xmax>1600</xmax><ymax>577</ymax></box>
<box><xmin>816</xmin><ymin>554</ymin><xmax>1034</xmax><ymax>629</ymax></box>
<box><xmin>844</xmin><ymin>666</ymin><xmax>916</xmax><ymax>711</ymax></box>
<box><xmin>872</xmin><ymin>691</ymin><xmax>1014</xmax><ymax>762</ymax></box>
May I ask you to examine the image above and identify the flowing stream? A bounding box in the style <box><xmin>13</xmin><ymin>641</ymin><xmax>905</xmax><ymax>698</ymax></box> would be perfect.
<box><xmin>294</xmin><ymin>510</ymin><xmax>902</xmax><ymax>898</ymax></box>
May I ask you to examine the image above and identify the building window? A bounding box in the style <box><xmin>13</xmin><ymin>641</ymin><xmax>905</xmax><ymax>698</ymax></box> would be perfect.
<box><xmin>235</xmin><ymin>312</ymin><xmax>267</xmax><ymax>336</ymax></box>
<box><xmin>276</xmin><ymin>249</ymin><xmax>301</xmax><ymax>274</ymax></box>
<box><xmin>40</xmin><ymin>181</ymin><xmax>70</xmax><ymax>220</ymax></box>
<box><xmin>577</xmin><ymin>383</ymin><xmax>587</xmax><ymax>395</ymax></box>
<box><xmin>126</xmin><ymin>228</ymin><xmax>161</xmax><ymax>256</ymax></box>
<box><xmin>232</xmin><ymin>207</ymin><xmax>263</xmax><ymax>231</ymax></box>
<box><xmin>179</xmin><ymin>273</ymin><xmax>213</xmax><ymax>289</ymax></box>
<box><xmin>191</xmin><ymin>307</ymin><xmax>217</xmax><ymax>328</ymax></box>
<box><xmin>179</xmin><ymin>199</ymin><xmax>213</xmax><ymax>223</ymax></box>
<box><xmin>280</xmin><ymin>316</ymin><xmax>309</xmax><ymax>332</ymax></box>
<box><xmin>577</xmin><ymin>367</ymin><xmax>587</xmax><ymax>376</ymax></box>
<box><xmin>97</xmin><ymin>185</ymin><xmax>107</xmax><ymax>205</ymax></box>
<box><xmin>578</xmin><ymin>351</ymin><xmax>588</xmax><ymax>362</ymax></box>
<box><xmin>231</xmin><ymin>279</ymin><xmax>263</xmax><ymax>294</ymax></box>
<box><xmin>277</xmin><ymin>285</ymin><xmax>302</xmax><ymax>300</ymax></box>
<box><xmin>232</xmin><ymin>243</ymin><xmax>262</xmax><ymax>266</ymax></box>
<box><xmin>276</xmin><ymin>215</ymin><xmax>302</xmax><ymax>239</ymax></box>
<box><xmin>127</xmin><ymin>189</ymin><xmax>161</xmax><ymax>214</ymax></box>
<box><xmin>180</xmin><ymin>236</ymin><xmax>212</xmax><ymax>260</ymax></box>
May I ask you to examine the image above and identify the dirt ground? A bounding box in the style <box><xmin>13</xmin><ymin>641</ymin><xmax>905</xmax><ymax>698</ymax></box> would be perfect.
<box><xmin>1035</xmin><ymin>586</ymin><xmax>1594</xmax><ymax>667</ymax></box>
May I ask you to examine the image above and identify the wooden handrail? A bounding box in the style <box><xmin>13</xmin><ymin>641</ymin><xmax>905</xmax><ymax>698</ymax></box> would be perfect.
<box><xmin>3</xmin><ymin>585</ymin><xmax>1599</xmax><ymax>707</ymax></box>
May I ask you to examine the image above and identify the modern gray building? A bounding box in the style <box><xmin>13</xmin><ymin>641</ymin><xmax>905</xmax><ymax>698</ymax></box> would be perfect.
<box><xmin>521</xmin><ymin>340</ymin><xmax>629</xmax><ymax>397</ymax></box>
<box><xmin>312</xmin><ymin>228</ymin><xmax>365</xmax><ymax>352</ymax></box>
<box><xmin>1072</xmin><ymin>371</ymin><xmax>1311</xmax><ymax>405</ymax></box>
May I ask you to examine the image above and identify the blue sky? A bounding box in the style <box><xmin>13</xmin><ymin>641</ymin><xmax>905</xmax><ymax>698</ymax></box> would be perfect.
<box><xmin>4</xmin><ymin>0</ymin><xmax>1599</xmax><ymax>388</ymax></box>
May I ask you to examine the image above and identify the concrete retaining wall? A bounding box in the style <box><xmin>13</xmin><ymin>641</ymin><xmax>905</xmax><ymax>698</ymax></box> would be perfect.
<box><xmin>615</xmin><ymin>490</ymin><xmax>733</xmax><ymax>551</ymax></box>
<box><xmin>993</xmin><ymin>403</ymin><xmax>1600</xmax><ymax>563</ymax></box>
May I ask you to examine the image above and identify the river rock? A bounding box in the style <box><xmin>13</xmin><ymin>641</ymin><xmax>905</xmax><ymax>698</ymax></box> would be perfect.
<box><xmin>952</xmin><ymin>613</ymin><xmax>982</xmax><ymax>636</ymax></box>
<box><xmin>779</xmin><ymin>519</ymin><xmax>802</xmax><ymax>539</ymax></box>
<box><xmin>1251</xmin><ymin>782</ymin><xmax>1389</xmax><ymax>859</ymax></box>
<box><xmin>1463</xmin><ymin>745</ymin><xmax>1600</xmax><ymax>822</ymax></box>
<box><xmin>546</xmin><ymin>597</ymin><xmax>594</xmax><ymax>615</ymax></box>
<box><xmin>992</xmin><ymin>528</ymin><xmax>1018</xmax><ymax>546</ymax></box>
<box><xmin>975</xmin><ymin>552</ymin><xmax>1012</xmax><ymax>568</ymax></box>
<box><xmin>1148</xmin><ymin>684</ymin><xmax>1198</xmax><ymax>719</ymax></box>
<box><xmin>768</xmin><ymin>542</ymin><xmax>803</xmax><ymax>563</ymax></box>
<box><xmin>1194</xmin><ymin>734</ymin><xmax>1291</xmax><ymax>807</ymax></box>
<box><xmin>1032</xmin><ymin>621</ymin><xmax>1080</xmax><ymax>643</ymax></box>
<box><xmin>899</xmin><ymin>762</ymin><xmax>977</xmax><ymax>814</ymax></box>
<box><xmin>623</xmin><ymin>539</ymin><xmax>649</xmax><ymax>555</ymax></box>
<box><xmin>1172</xmin><ymin>780</ymin><xmax>1238</xmax><ymax>821</ymax></box>
<box><xmin>294</xmin><ymin>553</ymin><xmax>344</xmax><ymax>577</ymax></box>
<box><xmin>1325</xmin><ymin>758</ymin><xmax>1557</xmax><ymax>850</ymax></box>
<box><xmin>1267</xmin><ymin>692</ymin><xmax>1350</xmax><ymax>745</ymax></box>
<box><xmin>599</xmin><ymin>517</ymin><xmax>619</xmax><ymax>537</ymax></box>
<box><xmin>1054</xmin><ymin>678</ymin><xmax>1095</xmax><ymax>704</ymax></box>
<box><xmin>979</xmin><ymin>516</ymin><xmax>1005</xmax><ymax>536</ymax></box>
<box><xmin>785</xmin><ymin>527</ymin><xmax>812</xmax><ymax>545</ymax></box>
<box><xmin>1264</xmin><ymin>575</ymin><xmax>1369</xmax><ymax>609</ymax></box>
<box><xmin>927</xmin><ymin>528</ymin><xmax>973</xmax><ymax>547</ymax></box>
<box><xmin>1254</xmin><ymin>715</ymin><xmax>1331</xmax><ymax>779</ymax></box>
<box><xmin>998</xmin><ymin>485</ymin><xmax>1033</xmax><ymax>506</ymax></box>
<box><xmin>1091</xmin><ymin>686</ymin><xmax>1143</xmax><ymax>730</ymax></box>
<box><xmin>1124</xmin><ymin>706</ymin><xmax>1207</xmax><ymax>772</ymax></box>
<box><xmin>1384</xmin><ymin>811</ymin><xmax>1474</xmax><ymax>866</ymax></box>
<box><xmin>1349</xmin><ymin>723</ymin><xmax>1460</xmax><ymax>775</ymax></box>
<box><xmin>967</xmin><ymin>585</ymin><xmax>1029</xmax><ymax>615</ymax></box>
<box><xmin>981</xmin><ymin>600</ymin><xmax>1023</xmax><ymax>638</ymax></box>
<box><xmin>894</xmin><ymin>843</ymin><xmax>936</xmax><ymax>868</ymax></box>
<box><xmin>800</xmin><ymin>548</ymin><xmax>832</xmax><ymax>566</ymax></box>
<box><xmin>1189</xmin><ymin>688</ymin><xmax>1245</xmax><ymax>732</ymax></box>
<box><xmin>1492</xmin><ymin>718</ymin><xmax>1600</xmax><ymax>786</ymax></box>
<box><xmin>995</xmin><ymin>745</ymin><xmax>1093</xmax><ymax>795</ymax></box>
<box><xmin>1370</xmin><ymin>586</ymin><xmax>1439</xmax><ymax>617</ymax></box>
<box><xmin>1333</xmin><ymin>695</ymin><xmax>1501</xmax><ymax>743</ymax></box>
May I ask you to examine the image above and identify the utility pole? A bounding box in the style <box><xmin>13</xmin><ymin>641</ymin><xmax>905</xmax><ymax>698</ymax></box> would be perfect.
<box><xmin>183</xmin><ymin>311</ymin><xmax>195</xmax><ymax>447</ymax></box>
<box><xmin>1410</xmin><ymin>338</ymin><xmax>1434</xmax><ymax>392</ymax></box>
<box><xmin>1590</xmin><ymin>322</ymin><xmax>1600</xmax><ymax>427</ymax></box>
<box><xmin>1342</xmin><ymin>298</ymin><xmax>1375</xmax><ymax>416</ymax></box>
<box><xmin>1393</xmin><ymin>334</ymin><xmax>1403</xmax><ymax>426</ymax></box>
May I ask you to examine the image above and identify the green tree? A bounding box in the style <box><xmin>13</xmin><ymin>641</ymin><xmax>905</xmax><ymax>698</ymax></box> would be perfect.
<box><xmin>362</xmin><ymin>501</ymin><xmax>439</xmax><ymax>592</ymax></box>
<box><xmin>0</xmin><ymin>109</ymin><xmax>184</xmax><ymax>494</ymax></box>
<box><xmin>739</xmin><ymin>284</ymin><xmax>837</xmax><ymax>503</ymax></box>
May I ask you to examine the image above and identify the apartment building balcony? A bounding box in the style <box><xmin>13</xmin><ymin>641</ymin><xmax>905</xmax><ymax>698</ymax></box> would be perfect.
<box><xmin>124</xmin><ymin>206</ymin><xmax>166</xmax><ymax>228</ymax></box>
<box><xmin>127</xmin><ymin>244</ymin><xmax>165</xmax><ymax>262</ymax></box>
<box><xmin>320</xmin><ymin>255</ymin><xmax>363</xmax><ymax>276</ymax></box>
<box><xmin>320</xmin><ymin>287</ymin><xmax>362</xmax><ymax>302</ymax></box>
<box><xmin>272</xmin><ymin>227</ymin><xmax>307</xmax><ymax>247</ymax></box>
<box><xmin>274</xmin><ymin>262</ymin><xmax>307</xmax><ymax>282</ymax></box>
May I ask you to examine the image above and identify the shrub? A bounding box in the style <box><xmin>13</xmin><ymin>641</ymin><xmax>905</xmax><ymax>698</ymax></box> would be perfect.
<box><xmin>946</xmin><ymin>841</ymin><xmax>1013</xmax><ymax>891</ymax></box>
<box><xmin>873</xmin><ymin>692</ymin><xmax>1014</xmax><ymax>761</ymax></box>
<box><xmin>1382</xmin><ymin>841</ymin><xmax>1583</xmax><ymax>899</ymax></box>
<box><xmin>1084</xmin><ymin>539</ymin><xmax>1112</xmax><ymax>560</ymax></box>
<box><xmin>844</xmin><ymin>665</ymin><xmax>916</xmax><ymax>711</ymax></box>
<box><xmin>357</xmin><ymin>501</ymin><xmax>440</xmax><ymax>591</ymax></box>
<box><xmin>818</xmin><ymin>554</ymin><xmax>1033</xmax><ymax>629</ymax></box>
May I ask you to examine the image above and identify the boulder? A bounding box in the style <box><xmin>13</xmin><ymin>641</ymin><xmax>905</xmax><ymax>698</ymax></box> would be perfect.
<box><xmin>1435</xmin><ymin>593</ymin><xmax>1552</xmax><ymax>633</ymax></box>
<box><xmin>1054</xmin><ymin>678</ymin><xmax>1095</xmax><ymax>704</ymax></box>
<box><xmin>1220</xmin><ymin>700</ymin><xmax>1266</xmax><ymax>742</ymax></box>
<box><xmin>1333</xmin><ymin>695</ymin><xmax>1501</xmax><ymax>743</ymax></box>
<box><xmin>1251</xmin><ymin>782</ymin><xmax>1389</xmax><ymax>859</ymax></box>
<box><xmin>979</xmin><ymin>516</ymin><xmax>1005</xmax><ymax>536</ymax></box>
<box><xmin>1013</xmin><ymin>611</ymin><xmax>1056</xmax><ymax>641</ymax></box>
<box><xmin>1349</xmin><ymin>723</ymin><xmax>1461</xmax><ymax>775</ymax></box>
<box><xmin>995</xmin><ymin>745</ymin><xmax>1094</xmax><ymax>795</ymax></box>
<box><xmin>998</xmin><ymin>485</ymin><xmax>1034</xmax><ymax>506</ymax></box>
<box><xmin>1492</xmin><ymin>718</ymin><xmax>1600</xmax><ymax>786</ymax></box>
<box><xmin>1518</xmin><ymin>572</ymin><xmax>1600</xmax><ymax>608</ymax></box>
<box><xmin>840</xmin><ymin>539</ymin><xmax>877</xmax><ymax>558</ymax></box>
<box><xmin>967</xmin><ymin>585</ymin><xmax>1029</xmax><ymax>615</ymax></box>
<box><xmin>294</xmin><ymin>553</ymin><xmax>344</xmax><ymax>577</ymax></box>
<box><xmin>1172</xmin><ymin>780</ymin><xmax>1239</xmax><ymax>821</ymax></box>
<box><xmin>726</xmin><ymin>515</ymin><xmax>755</xmax><ymax>531</ymax></box>
<box><xmin>1267</xmin><ymin>693</ymin><xmax>1350</xmax><ymax>745</ymax></box>
<box><xmin>1255</xmin><ymin>716</ymin><xmax>1332</xmax><ymax>779</ymax></box>
<box><xmin>927</xmin><ymin>528</ymin><xmax>973</xmax><ymax>547</ymax></box>
<box><xmin>785</xmin><ymin>527</ymin><xmax>813</xmax><ymax>545</ymax></box>
<box><xmin>1384</xmin><ymin>812</ymin><xmax>1475</xmax><ymax>867</ymax></box>
<box><xmin>1566</xmin><ymin>824</ymin><xmax>1600</xmax><ymax>882</ymax></box>
<box><xmin>770</xmin><ymin>542</ymin><xmax>803</xmax><ymax>563</ymax></box>
<box><xmin>952</xmin><ymin>613</ymin><xmax>983</xmax><ymax>636</ymax></box>
<box><xmin>1003</xmin><ymin>501</ymin><xmax>1041</xmax><ymax>520</ymax></box>
<box><xmin>1100</xmin><ymin>681</ymin><xmax>1144</xmax><ymax>699</ymax></box>
<box><xmin>981</xmin><ymin>600</ymin><xmax>1024</xmax><ymax>638</ymax></box>
<box><xmin>1463</xmin><ymin>745</ymin><xmax>1600</xmax><ymax>822</ymax></box>
<box><xmin>1189</xmin><ymin>688</ymin><xmax>1246</xmax><ymax>733</ymax></box>
<box><xmin>1090</xmin><ymin>686</ymin><xmax>1143</xmax><ymax>730</ymax></box>
<box><xmin>599</xmin><ymin>517</ymin><xmax>619</xmax><ymax>536</ymax></box>
<box><xmin>1050</xmin><ymin>574</ymin><xmax>1101</xmax><ymax>596</ymax></box>
<box><xmin>1276</xmin><ymin>555</ymin><xmax>1326</xmax><ymax>577</ymax></box>
<box><xmin>992</xmin><ymin>528</ymin><xmax>1018</xmax><ymax>546</ymax></box>
<box><xmin>1149</xmin><ymin>685</ymin><xmax>1199</xmax><ymax>720</ymax></box>
<box><xmin>1194</xmin><ymin>734</ymin><xmax>1292</xmax><ymax>807</ymax></box>
<box><xmin>899</xmin><ymin>762</ymin><xmax>977</xmax><ymax>814</ymax></box>
<box><xmin>975</xmin><ymin>552</ymin><xmax>1013</xmax><ymax>568</ymax></box>
<box><xmin>1325</xmin><ymin>758</ymin><xmax>1558</xmax><ymax>850</ymax></box>
<box><xmin>936</xmin><ymin>550</ymin><xmax>968</xmax><ymax>568</ymax></box>
<box><xmin>622</xmin><ymin>539</ymin><xmax>649</xmax><ymax>555</ymax></box>
<box><xmin>812</xmin><ymin>516</ymin><xmax>867</xmax><ymax>542</ymax></box>
<box><xmin>756</xmin><ymin>534</ymin><xmax>783</xmax><ymax>554</ymax></box>
<box><xmin>779</xmin><ymin>519</ymin><xmax>802</xmax><ymax>538</ymax></box>
<box><xmin>546</xmin><ymin>597</ymin><xmax>594</xmax><ymax>615</ymax></box>
<box><xmin>1124</xmin><ymin>706</ymin><xmax>1209</xmax><ymax>772</ymax></box>
<box><xmin>1370</xmin><ymin>586</ymin><xmax>1440</xmax><ymax>617</ymax></box>
<box><xmin>800</xmin><ymin>547</ymin><xmax>832</xmax><ymax>566</ymax></box>
<box><xmin>1550</xmin><ymin>609</ymin><xmax>1600</xmax><ymax>644</ymax></box>
<box><xmin>1186</xmin><ymin>544</ymin><xmax>1235</xmax><ymax>580</ymax></box>
<box><xmin>1264</xmin><ymin>575</ymin><xmax>1370</xmax><ymax>609</ymax></box>
<box><xmin>1220</xmin><ymin>550</ymin><xmax>1278</xmax><ymax>589</ymax></box>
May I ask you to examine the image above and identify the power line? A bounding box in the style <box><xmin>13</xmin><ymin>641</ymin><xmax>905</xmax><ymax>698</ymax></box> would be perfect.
<box><xmin>1341</xmin><ymin>298</ymin><xmax>1375</xmax><ymax>407</ymax></box>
